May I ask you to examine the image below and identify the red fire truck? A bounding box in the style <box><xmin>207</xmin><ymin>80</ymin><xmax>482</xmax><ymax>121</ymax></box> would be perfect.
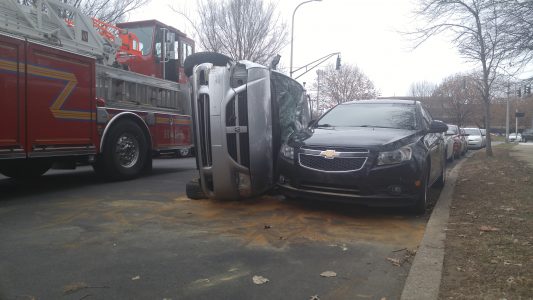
<box><xmin>0</xmin><ymin>0</ymin><xmax>194</xmax><ymax>180</ymax></box>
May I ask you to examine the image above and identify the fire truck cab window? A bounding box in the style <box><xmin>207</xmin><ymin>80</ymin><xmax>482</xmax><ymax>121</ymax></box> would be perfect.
<box><xmin>126</xmin><ymin>26</ymin><xmax>154</xmax><ymax>56</ymax></box>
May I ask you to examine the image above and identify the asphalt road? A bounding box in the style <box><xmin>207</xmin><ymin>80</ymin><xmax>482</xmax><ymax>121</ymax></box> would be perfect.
<box><xmin>0</xmin><ymin>157</ymin><xmax>461</xmax><ymax>300</ymax></box>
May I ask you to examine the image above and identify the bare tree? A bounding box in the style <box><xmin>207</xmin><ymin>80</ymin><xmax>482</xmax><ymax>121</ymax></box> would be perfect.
<box><xmin>409</xmin><ymin>81</ymin><xmax>437</xmax><ymax>99</ymax></box>
<box><xmin>66</xmin><ymin>0</ymin><xmax>150</xmax><ymax>23</ymax></box>
<box><xmin>410</xmin><ymin>0</ymin><xmax>522</xmax><ymax>156</ymax></box>
<box><xmin>19</xmin><ymin>0</ymin><xmax>150</xmax><ymax>24</ymax></box>
<box><xmin>408</xmin><ymin>80</ymin><xmax>439</xmax><ymax>112</ymax></box>
<box><xmin>500</xmin><ymin>0</ymin><xmax>533</xmax><ymax>66</ymax></box>
<box><xmin>313</xmin><ymin>64</ymin><xmax>378</xmax><ymax>110</ymax></box>
<box><xmin>194</xmin><ymin>0</ymin><xmax>288</xmax><ymax>65</ymax></box>
<box><xmin>432</xmin><ymin>74</ymin><xmax>482</xmax><ymax>126</ymax></box>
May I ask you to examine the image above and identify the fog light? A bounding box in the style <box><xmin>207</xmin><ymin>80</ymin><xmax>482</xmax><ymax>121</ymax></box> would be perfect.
<box><xmin>387</xmin><ymin>185</ymin><xmax>403</xmax><ymax>195</ymax></box>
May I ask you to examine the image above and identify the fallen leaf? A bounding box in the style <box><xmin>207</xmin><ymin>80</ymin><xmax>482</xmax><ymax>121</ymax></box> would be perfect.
<box><xmin>320</xmin><ymin>271</ymin><xmax>337</xmax><ymax>277</ymax></box>
<box><xmin>131</xmin><ymin>275</ymin><xmax>140</xmax><ymax>280</ymax></box>
<box><xmin>252</xmin><ymin>275</ymin><xmax>269</xmax><ymax>285</ymax></box>
<box><xmin>264</xmin><ymin>225</ymin><xmax>271</xmax><ymax>229</ymax></box>
<box><xmin>386</xmin><ymin>257</ymin><xmax>401</xmax><ymax>266</ymax></box>
<box><xmin>479</xmin><ymin>225</ymin><xmax>499</xmax><ymax>232</ymax></box>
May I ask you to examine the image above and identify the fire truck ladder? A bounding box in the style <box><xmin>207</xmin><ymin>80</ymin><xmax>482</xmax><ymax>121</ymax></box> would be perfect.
<box><xmin>0</xmin><ymin>0</ymin><xmax>119</xmax><ymax>65</ymax></box>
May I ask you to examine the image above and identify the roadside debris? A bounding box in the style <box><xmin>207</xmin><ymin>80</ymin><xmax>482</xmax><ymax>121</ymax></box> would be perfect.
<box><xmin>386</xmin><ymin>248</ymin><xmax>417</xmax><ymax>266</ymax></box>
<box><xmin>131</xmin><ymin>275</ymin><xmax>140</xmax><ymax>280</ymax></box>
<box><xmin>264</xmin><ymin>225</ymin><xmax>272</xmax><ymax>229</ymax></box>
<box><xmin>252</xmin><ymin>275</ymin><xmax>269</xmax><ymax>285</ymax></box>
<box><xmin>386</xmin><ymin>257</ymin><xmax>401</xmax><ymax>266</ymax></box>
<box><xmin>320</xmin><ymin>271</ymin><xmax>337</xmax><ymax>277</ymax></box>
<box><xmin>63</xmin><ymin>282</ymin><xmax>110</xmax><ymax>296</ymax></box>
<box><xmin>309</xmin><ymin>295</ymin><xmax>320</xmax><ymax>300</ymax></box>
<box><xmin>328</xmin><ymin>243</ymin><xmax>348</xmax><ymax>251</ymax></box>
<box><xmin>63</xmin><ymin>282</ymin><xmax>89</xmax><ymax>295</ymax></box>
<box><xmin>479</xmin><ymin>225</ymin><xmax>499</xmax><ymax>232</ymax></box>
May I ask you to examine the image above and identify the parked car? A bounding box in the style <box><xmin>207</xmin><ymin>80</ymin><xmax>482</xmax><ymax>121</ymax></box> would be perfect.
<box><xmin>445</xmin><ymin>124</ymin><xmax>463</xmax><ymax>158</ymax></box>
<box><xmin>464</xmin><ymin>127</ymin><xmax>484</xmax><ymax>149</ymax></box>
<box><xmin>509</xmin><ymin>132</ymin><xmax>522</xmax><ymax>142</ymax></box>
<box><xmin>480</xmin><ymin>129</ymin><xmax>487</xmax><ymax>147</ymax></box>
<box><xmin>443</xmin><ymin>125</ymin><xmax>456</xmax><ymax>162</ymax></box>
<box><xmin>277</xmin><ymin>99</ymin><xmax>448</xmax><ymax>214</ymax></box>
<box><xmin>522</xmin><ymin>129</ymin><xmax>533</xmax><ymax>142</ymax></box>
<box><xmin>459</xmin><ymin>128</ymin><xmax>468</xmax><ymax>155</ymax></box>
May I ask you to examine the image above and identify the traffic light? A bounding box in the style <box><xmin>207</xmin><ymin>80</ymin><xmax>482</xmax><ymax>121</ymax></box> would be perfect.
<box><xmin>526</xmin><ymin>85</ymin><xmax>531</xmax><ymax>96</ymax></box>
<box><xmin>336</xmin><ymin>55</ymin><xmax>341</xmax><ymax>70</ymax></box>
<box><xmin>517</xmin><ymin>87</ymin><xmax>521</xmax><ymax>97</ymax></box>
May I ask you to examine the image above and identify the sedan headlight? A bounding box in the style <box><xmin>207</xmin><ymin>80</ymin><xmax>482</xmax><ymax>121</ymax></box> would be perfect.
<box><xmin>280</xmin><ymin>143</ymin><xmax>294</xmax><ymax>160</ymax></box>
<box><xmin>377</xmin><ymin>146</ymin><xmax>412</xmax><ymax>166</ymax></box>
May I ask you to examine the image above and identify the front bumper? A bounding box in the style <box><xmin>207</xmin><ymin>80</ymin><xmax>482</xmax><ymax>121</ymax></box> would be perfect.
<box><xmin>467</xmin><ymin>140</ymin><xmax>482</xmax><ymax>149</ymax></box>
<box><xmin>277</xmin><ymin>155</ymin><xmax>424</xmax><ymax>207</ymax></box>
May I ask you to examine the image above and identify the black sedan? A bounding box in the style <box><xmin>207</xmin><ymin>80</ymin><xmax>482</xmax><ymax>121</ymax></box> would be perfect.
<box><xmin>277</xmin><ymin>99</ymin><xmax>448</xmax><ymax>214</ymax></box>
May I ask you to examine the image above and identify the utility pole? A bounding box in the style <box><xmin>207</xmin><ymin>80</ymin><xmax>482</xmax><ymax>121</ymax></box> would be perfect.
<box><xmin>506</xmin><ymin>82</ymin><xmax>510</xmax><ymax>143</ymax></box>
<box><xmin>514</xmin><ymin>109</ymin><xmax>518</xmax><ymax>138</ymax></box>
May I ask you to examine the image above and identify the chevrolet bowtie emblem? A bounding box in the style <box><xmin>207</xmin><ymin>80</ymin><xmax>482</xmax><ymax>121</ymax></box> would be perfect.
<box><xmin>320</xmin><ymin>149</ymin><xmax>337</xmax><ymax>159</ymax></box>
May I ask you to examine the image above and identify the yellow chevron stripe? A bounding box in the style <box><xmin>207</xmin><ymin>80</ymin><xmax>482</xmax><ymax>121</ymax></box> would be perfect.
<box><xmin>0</xmin><ymin>58</ymin><xmax>86</xmax><ymax>121</ymax></box>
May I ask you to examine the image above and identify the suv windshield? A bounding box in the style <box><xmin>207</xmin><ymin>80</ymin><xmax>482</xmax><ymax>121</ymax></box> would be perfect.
<box><xmin>317</xmin><ymin>103</ymin><xmax>416</xmax><ymax>130</ymax></box>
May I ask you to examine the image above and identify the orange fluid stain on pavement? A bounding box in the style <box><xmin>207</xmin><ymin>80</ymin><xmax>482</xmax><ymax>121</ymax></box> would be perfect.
<box><xmin>41</xmin><ymin>195</ymin><xmax>425</xmax><ymax>249</ymax></box>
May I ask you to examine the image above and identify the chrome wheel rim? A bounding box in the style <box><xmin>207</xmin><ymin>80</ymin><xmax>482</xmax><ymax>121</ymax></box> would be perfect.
<box><xmin>115</xmin><ymin>133</ymin><xmax>140</xmax><ymax>168</ymax></box>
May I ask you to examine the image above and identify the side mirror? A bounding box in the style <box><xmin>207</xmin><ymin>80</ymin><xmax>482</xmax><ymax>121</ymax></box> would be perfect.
<box><xmin>428</xmin><ymin>120</ymin><xmax>448</xmax><ymax>133</ymax></box>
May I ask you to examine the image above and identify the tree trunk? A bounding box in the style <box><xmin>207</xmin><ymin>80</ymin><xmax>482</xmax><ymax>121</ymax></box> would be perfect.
<box><xmin>484</xmin><ymin>99</ymin><xmax>493</xmax><ymax>156</ymax></box>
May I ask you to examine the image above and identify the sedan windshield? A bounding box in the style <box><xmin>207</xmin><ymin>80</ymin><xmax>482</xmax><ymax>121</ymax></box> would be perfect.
<box><xmin>447</xmin><ymin>125</ymin><xmax>459</xmax><ymax>134</ymax></box>
<box><xmin>464</xmin><ymin>128</ymin><xmax>481</xmax><ymax>135</ymax></box>
<box><xmin>317</xmin><ymin>103</ymin><xmax>416</xmax><ymax>130</ymax></box>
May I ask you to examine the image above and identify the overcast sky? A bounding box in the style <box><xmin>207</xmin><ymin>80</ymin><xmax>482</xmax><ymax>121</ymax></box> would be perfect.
<box><xmin>130</xmin><ymin>0</ymin><xmax>480</xmax><ymax>96</ymax></box>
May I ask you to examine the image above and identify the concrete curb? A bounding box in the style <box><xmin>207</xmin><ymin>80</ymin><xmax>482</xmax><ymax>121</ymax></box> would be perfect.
<box><xmin>400</xmin><ymin>156</ymin><xmax>469</xmax><ymax>300</ymax></box>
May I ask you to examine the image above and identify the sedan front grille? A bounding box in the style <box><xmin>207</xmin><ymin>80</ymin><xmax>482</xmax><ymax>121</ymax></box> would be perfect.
<box><xmin>299</xmin><ymin>154</ymin><xmax>366</xmax><ymax>172</ymax></box>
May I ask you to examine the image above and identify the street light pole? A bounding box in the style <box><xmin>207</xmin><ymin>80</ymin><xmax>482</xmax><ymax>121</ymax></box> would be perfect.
<box><xmin>290</xmin><ymin>0</ymin><xmax>321</xmax><ymax>78</ymax></box>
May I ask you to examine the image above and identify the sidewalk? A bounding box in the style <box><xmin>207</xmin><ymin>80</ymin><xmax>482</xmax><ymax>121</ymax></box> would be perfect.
<box><xmin>401</xmin><ymin>144</ymin><xmax>533</xmax><ymax>299</ymax></box>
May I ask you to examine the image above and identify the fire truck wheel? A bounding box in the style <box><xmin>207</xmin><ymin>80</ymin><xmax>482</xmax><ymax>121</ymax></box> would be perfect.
<box><xmin>98</xmin><ymin>119</ymin><xmax>148</xmax><ymax>180</ymax></box>
<box><xmin>184</xmin><ymin>52</ymin><xmax>233</xmax><ymax>77</ymax></box>
<box><xmin>0</xmin><ymin>159</ymin><xmax>52</xmax><ymax>179</ymax></box>
<box><xmin>186</xmin><ymin>179</ymin><xmax>206</xmax><ymax>200</ymax></box>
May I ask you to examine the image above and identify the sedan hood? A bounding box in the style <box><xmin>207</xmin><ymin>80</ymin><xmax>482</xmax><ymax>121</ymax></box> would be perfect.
<box><xmin>291</xmin><ymin>127</ymin><xmax>421</xmax><ymax>150</ymax></box>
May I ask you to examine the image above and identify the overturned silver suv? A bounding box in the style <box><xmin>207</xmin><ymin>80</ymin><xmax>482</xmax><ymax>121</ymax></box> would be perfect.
<box><xmin>184</xmin><ymin>53</ymin><xmax>310</xmax><ymax>200</ymax></box>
